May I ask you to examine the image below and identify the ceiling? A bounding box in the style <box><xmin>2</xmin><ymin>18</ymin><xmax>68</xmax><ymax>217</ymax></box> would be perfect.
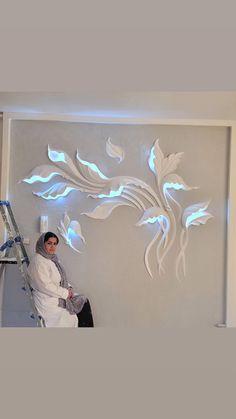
<box><xmin>0</xmin><ymin>92</ymin><xmax>236</xmax><ymax>120</ymax></box>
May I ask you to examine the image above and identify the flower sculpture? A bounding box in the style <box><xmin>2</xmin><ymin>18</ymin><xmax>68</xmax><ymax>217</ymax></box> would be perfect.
<box><xmin>57</xmin><ymin>212</ymin><xmax>85</xmax><ymax>254</ymax></box>
<box><xmin>22</xmin><ymin>137</ymin><xmax>213</xmax><ymax>279</ymax></box>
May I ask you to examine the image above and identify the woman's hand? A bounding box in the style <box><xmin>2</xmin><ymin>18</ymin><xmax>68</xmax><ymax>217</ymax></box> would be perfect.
<box><xmin>68</xmin><ymin>288</ymin><xmax>74</xmax><ymax>299</ymax></box>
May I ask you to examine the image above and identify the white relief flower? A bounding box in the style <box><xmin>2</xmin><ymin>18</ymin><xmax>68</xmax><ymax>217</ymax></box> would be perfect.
<box><xmin>182</xmin><ymin>201</ymin><xmax>213</xmax><ymax>230</ymax></box>
<box><xmin>22</xmin><ymin>139</ymin><xmax>213</xmax><ymax>280</ymax></box>
<box><xmin>175</xmin><ymin>201</ymin><xmax>213</xmax><ymax>281</ymax></box>
<box><xmin>57</xmin><ymin>212</ymin><xmax>85</xmax><ymax>253</ymax></box>
<box><xmin>82</xmin><ymin>201</ymin><xmax>134</xmax><ymax>220</ymax></box>
<box><xmin>148</xmin><ymin>139</ymin><xmax>184</xmax><ymax>183</ymax></box>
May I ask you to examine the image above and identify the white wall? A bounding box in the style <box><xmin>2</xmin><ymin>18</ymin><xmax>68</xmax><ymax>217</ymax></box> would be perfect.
<box><xmin>1</xmin><ymin>119</ymin><xmax>229</xmax><ymax>327</ymax></box>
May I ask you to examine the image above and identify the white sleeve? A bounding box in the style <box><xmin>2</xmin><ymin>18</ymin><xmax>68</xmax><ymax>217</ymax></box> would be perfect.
<box><xmin>28</xmin><ymin>258</ymin><xmax>69</xmax><ymax>299</ymax></box>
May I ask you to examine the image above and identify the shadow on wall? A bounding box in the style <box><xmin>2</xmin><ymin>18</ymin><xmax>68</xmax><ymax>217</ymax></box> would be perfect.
<box><xmin>1</xmin><ymin>265</ymin><xmax>37</xmax><ymax>327</ymax></box>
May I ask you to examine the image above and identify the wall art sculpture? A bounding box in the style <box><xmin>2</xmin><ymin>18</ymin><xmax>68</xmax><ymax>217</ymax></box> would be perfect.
<box><xmin>22</xmin><ymin>137</ymin><xmax>213</xmax><ymax>279</ymax></box>
<box><xmin>57</xmin><ymin>212</ymin><xmax>85</xmax><ymax>254</ymax></box>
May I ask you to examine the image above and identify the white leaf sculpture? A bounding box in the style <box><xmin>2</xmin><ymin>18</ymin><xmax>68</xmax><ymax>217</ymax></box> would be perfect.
<box><xmin>57</xmin><ymin>212</ymin><xmax>85</xmax><ymax>253</ymax></box>
<box><xmin>175</xmin><ymin>201</ymin><xmax>213</xmax><ymax>280</ymax></box>
<box><xmin>63</xmin><ymin>212</ymin><xmax>70</xmax><ymax>229</ymax></box>
<box><xmin>82</xmin><ymin>201</ymin><xmax>134</xmax><ymax>220</ymax></box>
<box><xmin>136</xmin><ymin>207</ymin><xmax>170</xmax><ymax>278</ymax></box>
<box><xmin>148</xmin><ymin>139</ymin><xmax>164</xmax><ymax>175</ymax></box>
<box><xmin>48</xmin><ymin>145</ymin><xmax>81</xmax><ymax>179</ymax></box>
<box><xmin>106</xmin><ymin>137</ymin><xmax>125</xmax><ymax>163</ymax></box>
<box><xmin>22</xmin><ymin>165</ymin><xmax>73</xmax><ymax>184</ymax></box>
<box><xmin>149</xmin><ymin>139</ymin><xmax>183</xmax><ymax>183</ymax></box>
<box><xmin>76</xmin><ymin>151</ymin><xmax>108</xmax><ymax>183</ymax></box>
<box><xmin>90</xmin><ymin>179</ymin><xmax>124</xmax><ymax>199</ymax></box>
<box><xmin>182</xmin><ymin>201</ymin><xmax>213</xmax><ymax>230</ymax></box>
<box><xmin>33</xmin><ymin>182</ymin><xmax>79</xmax><ymax>200</ymax></box>
<box><xmin>69</xmin><ymin>220</ymin><xmax>85</xmax><ymax>243</ymax></box>
<box><xmin>22</xmin><ymin>139</ymin><xmax>213</xmax><ymax>280</ymax></box>
<box><xmin>136</xmin><ymin>206</ymin><xmax>169</xmax><ymax>227</ymax></box>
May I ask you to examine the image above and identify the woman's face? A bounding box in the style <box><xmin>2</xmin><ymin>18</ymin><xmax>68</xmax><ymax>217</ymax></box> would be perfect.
<box><xmin>44</xmin><ymin>237</ymin><xmax>58</xmax><ymax>254</ymax></box>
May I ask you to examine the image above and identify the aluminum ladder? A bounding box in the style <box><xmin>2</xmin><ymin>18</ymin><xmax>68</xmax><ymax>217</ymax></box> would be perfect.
<box><xmin>0</xmin><ymin>200</ymin><xmax>45</xmax><ymax>327</ymax></box>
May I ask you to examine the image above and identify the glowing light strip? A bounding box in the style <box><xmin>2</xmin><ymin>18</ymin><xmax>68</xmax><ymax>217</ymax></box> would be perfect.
<box><xmin>141</xmin><ymin>215</ymin><xmax>166</xmax><ymax>225</ymax></box>
<box><xmin>23</xmin><ymin>173</ymin><xmax>60</xmax><ymax>184</ymax></box>
<box><xmin>98</xmin><ymin>186</ymin><xmax>124</xmax><ymax>198</ymax></box>
<box><xmin>48</xmin><ymin>149</ymin><xmax>66</xmax><ymax>163</ymax></box>
<box><xmin>186</xmin><ymin>210</ymin><xmax>207</xmax><ymax>228</ymax></box>
<box><xmin>77</xmin><ymin>153</ymin><xmax>108</xmax><ymax>180</ymax></box>
<box><xmin>144</xmin><ymin>216</ymin><xmax>159</xmax><ymax>224</ymax></box>
<box><xmin>35</xmin><ymin>186</ymin><xmax>76</xmax><ymax>200</ymax></box>
<box><xmin>163</xmin><ymin>182</ymin><xmax>184</xmax><ymax>191</ymax></box>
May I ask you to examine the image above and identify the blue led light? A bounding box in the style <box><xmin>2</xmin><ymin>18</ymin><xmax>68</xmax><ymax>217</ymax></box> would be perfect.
<box><xmin>24</xmin><ymin>173</ymin><xmax>59</xmax><ymax>184</ymax></box>
<box><xmin>144</xmin><ymin>216</ymin><xmax>159</xmax><ymax>224</ymax></box>
<box><xmin>98</xmin><ymin>185</ymin><xmax>124</xmax><ymax>198</ymax></box>
<box><xmin>77</xmin><ymin>153</ymin><xmax>108</xmax><ymax>180</ymax></box>
<box><xmin>142</xmin><ymin>215</ymin><xmax>166</xmax><ymax>225</ymax></box>
<box><xmin>35</xmin><ymin>186</ymin><xmax>76</xmax><ymax>200</ymax></box>
<box><xmin>68</xmin><ymin>227</ymin><xmax>78</xmax><ymax>237</ymax></box>
<box><xmin>48</xmin><ymin>149</ymin><xmax>66</xmax><ymax>163</ymax></box>
<box><xmin>164</xmin><ymin>182</ymin><xmax>184</xmax><ymax>191</ymax></box>
<box><xmin>148</xmin><ymin>147</ymin><xmax>156</xmax><ymax>174</ymax></box>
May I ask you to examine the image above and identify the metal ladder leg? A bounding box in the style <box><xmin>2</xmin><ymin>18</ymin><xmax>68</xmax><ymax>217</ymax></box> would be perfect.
<box><xmin>0</xmin><ymin>201</ymin><xmax>45</xmax><ymax>327</ymax></box>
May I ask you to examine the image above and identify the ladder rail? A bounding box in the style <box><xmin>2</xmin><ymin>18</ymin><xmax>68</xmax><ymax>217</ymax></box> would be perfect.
<box><xmin>0</xmin><ymin>201</ymin><xmax>45</xmax><ymax>327</ymax></box>
<box><xmin>6</xmin><ymin>205</ymin><xmax>29</xmax><ymax>264</ymax></box>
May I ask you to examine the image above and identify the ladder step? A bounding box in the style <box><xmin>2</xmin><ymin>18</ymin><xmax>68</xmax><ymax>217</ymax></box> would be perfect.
<box><xmin>0</xmin><ymin>200</ymin><xmax>10</xmax><ymax>206</ymax></box>
<box><xmin>0</xmin><ymin>257</ymin><xmax>28</xmax><ymax>264</ymax></box>
<box><xmin>0</xmin><ymin>236</ymin><xmax>23</xmax><ymax>252</ymax></box>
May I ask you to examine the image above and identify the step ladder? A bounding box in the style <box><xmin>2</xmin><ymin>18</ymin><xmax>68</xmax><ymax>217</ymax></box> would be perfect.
<box><xmin>0</xmin><ymin>200</ymin><xmax>45</xmax><ymax>327</ymax></box>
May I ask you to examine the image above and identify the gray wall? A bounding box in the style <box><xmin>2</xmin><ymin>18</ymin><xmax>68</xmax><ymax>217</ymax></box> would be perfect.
<box><xmin>1</xmin><ymin>120</ymin><xmax>229</xmax><ymax>326</ymax></box>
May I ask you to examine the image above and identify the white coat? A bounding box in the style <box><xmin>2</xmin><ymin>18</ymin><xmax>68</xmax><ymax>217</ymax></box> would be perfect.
<box><xmin>28</xmin><ymin>253</ymin><xmax>78</xmax><ymax>327</ymax></box>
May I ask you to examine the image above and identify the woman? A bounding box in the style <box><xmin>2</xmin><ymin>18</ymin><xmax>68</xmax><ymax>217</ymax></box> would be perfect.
<box><xmin>28</xmin><ymin>232</ymin><xmax>93</xmax><ymax>327</ymax></box>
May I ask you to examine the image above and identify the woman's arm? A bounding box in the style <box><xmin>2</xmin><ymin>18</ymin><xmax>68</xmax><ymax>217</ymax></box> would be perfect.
<box><xmin>28</xmin><ymin>257</ymin><xmax>69</xmax><ymax>299</ymax></box>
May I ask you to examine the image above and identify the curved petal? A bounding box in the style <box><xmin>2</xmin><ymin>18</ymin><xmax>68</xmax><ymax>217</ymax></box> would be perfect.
<box><xmin>22</xmin><ymin>165</ymin><xmax>70</xmax><ymax>184</ymax></box>
<box><xmin>189</xmin><ymin>214</ymin><xmax>213</xmax><ymax>226</ymax></box>
<box><xmin>57</xmin><ymin>226</ymin><xmax>68</xmax><ymax>242</ymax></box>
<box><xmin>63</xmin><ymin>212</ymin><xmax>71</xmax><ymax>230</ymax></box>
<box><xmin>48</xmin><ymin>145</ymin><xmax>81</xmax><ymax>178</ymax></box>
<box><xmin>136</xmin><ymin>206</ymin><xmax>169</xmax><ymax>228</ymax></box>
<box><xmin>182</xmin><ymin>201</ymin><xmax>213</xmax><ymax>229</ymax></box>
<box><xmin>68</xmin><ymin>220</ymin><xmax>85</xmax><ymax>243</ymax></box>
<box><xmin>106</xmin><ymin>137</ymin><xmax>125</xmax><ymax>162</ymax></box>
<box><xmin>148</xmin><ymin>139</ymin><xmax>183</xmax><ymax>182</ymax></box>
<box><xmin>90</xmin><ymin>176</ymin><xmax>160</xmax><ymax>207</ymax></box>
<box><xmin>33</xmin><ymin>182</ymin><xmax>79</xmax><ymax>200</ymax></box>
<box><xmin>148</xmin><ymin>139</ymin><xmax>164</xmax><ymax>175</ymax></box>
<box><xmin>161</xmin><ymin>152</ymin><xmax>184</xmax><ymax>180</ymax></box>
<box><xmin>57</xmin><ymin>214</ymin><xmax>85</xmax><ymax>252</ymax></box>
<box><xmin>144</xmin><ymin>229</ymin><xmax>161</xmax><ymax>278</ymax></box>
<box><xmin>76</xmin><ymin>151</ymin><xmax>108</xmax><ymax>183</ymax></box>
<box><xmin>91</xmin><ymin>179</ymin><xmax>124</xmax><ymax>198</ymax></box>
<box><xmin>162</xmin><ymin>174</ymin><xmax>194</xmax><ymax>192</ymax></box>
<box><xmin>82</xmin><ymin>201</ymin><xmax>133</xmax><ymax>220</ymax></box>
